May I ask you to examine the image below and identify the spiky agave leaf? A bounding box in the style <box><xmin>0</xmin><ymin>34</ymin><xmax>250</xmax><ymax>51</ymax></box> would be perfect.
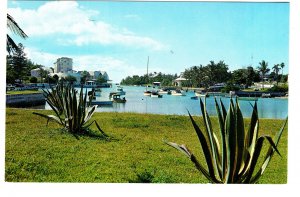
<box><xmin>214</xmin><ymin>98</ymin><xmax>227</xmax><ymax>180</ymax></box>
<box><xmin>164</xmin><ymin>140</ymin><xmax>215</xmax><ymax>183</ymax></box>
<box><xmin>199</xmin><ymin>98</ymin><xmax>221</xmax><ymax>180</ymax></box>
<box><xmin>165</xmin><ymin>97</ymin><xmax>287</xmax><ymax>184</ymax></box>
<box><xmin>249</xmin><ymin>117</ymin><xmax>288</xmax><ymax>183</ymax></box>
<box><xmin>33</xmin><ymin>83</ymin><xmax>108</xmax><ymax>139</ymax></box>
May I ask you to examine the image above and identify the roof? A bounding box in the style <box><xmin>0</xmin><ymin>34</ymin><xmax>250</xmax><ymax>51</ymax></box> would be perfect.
<box><xmin>174</xmin><ymin>77</ymin><xmax>187</xmax><ymax>81</ymax></box>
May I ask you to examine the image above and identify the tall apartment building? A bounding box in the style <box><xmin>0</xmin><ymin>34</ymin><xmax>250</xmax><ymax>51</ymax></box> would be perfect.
<box><xmin>54</xmin><ymin>57</ymin><xmax>73</xmax><ymax>73</ymax></box>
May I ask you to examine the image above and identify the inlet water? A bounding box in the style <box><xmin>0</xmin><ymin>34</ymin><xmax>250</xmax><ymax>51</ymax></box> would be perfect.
<box><xmin>39</xmin><ymin>85</ymin><xmax>288</xmax><ymax>119</ymax></box>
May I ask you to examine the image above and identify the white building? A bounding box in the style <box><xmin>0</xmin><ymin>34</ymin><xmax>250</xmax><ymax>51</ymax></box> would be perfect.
<box><xmin>88</xmin><ymin>71</ymin><xmax>109</xmax><ymax>81</ymax></box>
<box><xmin>30</xmin><ymin>67</ymin><xmax>53</xmax><ymax>78</ymax></box>
<box><xmin>30</xmin><ymin>68</ymin><xmax>41</xmax><ymax>78</ymax></box>
<box><xmin>54</xmin><ymin>57</ymin><xmax>73</xmax><ymax>73</ymax></box>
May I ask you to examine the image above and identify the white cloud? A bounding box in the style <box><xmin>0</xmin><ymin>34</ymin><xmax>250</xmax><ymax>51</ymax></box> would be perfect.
<box><xmin>8</xmin><ymin>1</ymin><xmax>165</xmax><ymax>50</ymax></box>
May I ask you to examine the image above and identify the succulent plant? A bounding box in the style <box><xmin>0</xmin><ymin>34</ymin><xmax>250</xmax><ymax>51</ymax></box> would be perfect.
<box><xmin>33</xmin><ymin>83</ymin><xmax>108</xmax><ymax>139</ymax></box>
<box><xmin>165</xmin><ymin>97</ymin><xmax>287</xmax><ymax>183</ymax></box>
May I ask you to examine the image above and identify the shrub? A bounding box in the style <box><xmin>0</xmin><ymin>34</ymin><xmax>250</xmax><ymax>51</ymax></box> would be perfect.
<box><xmin>29</xmin><ymin>76</ymin><xmax>37</xmax><ymax>83</ymax></box>
<box><xmin>269</xmin><ymin>85</ymin><xmax>288</xmax><ymax>93</ymax></box>
<box><xmin>33</xmin><ymin>83</ymin><xmax>109</xmax><ymax>140</ymax></box>
<box><xmin>165</xmin><ymin>97</ymin><xmax>287</xmax><ymax>183</ymax></box>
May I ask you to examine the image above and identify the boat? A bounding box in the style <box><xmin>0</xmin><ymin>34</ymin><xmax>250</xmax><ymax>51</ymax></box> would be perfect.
<box><xmin>90</xmin><ymin>100</ymin><xmax>113</xmax><ymax>106</ymax></box>
<box><xmin>84</xmin><ymin>80</ymin><xmax>101</xmax><ymax>88</ymax></box>
<box><xmin>144</xmin><ymin>90</ymin><xmax>152</xmax><ymax>96</ymax></box>
<box><xmin>94</xmin><ymin>88</ymin><xmax>101</xmax><ymax>96</ymax></box>
<box><xmin>110</xmin><ymin>94</ymin><xmax>126</xmax><ymax>103</ymax></box>
<box><xmin>150</xmin><ymin>91</ymin><xmax>163</xmax><ymax>98</ymax></box>
<box><xmin>171</xmin><ymin>89</ymin><xmax>186</xmax><ymax>96</ymax></box>
<box><xmin>144</xmin><ymin>56</ymin><xmax>152</xmax><ymax>96</ymax></box>
<box><xmin>195</xmin><ymin>91</ymin><xmax>209</xmax><ymax>97</ymax></box>
<box><xmin>261</xmin><ymin>93</ymin><xmax>271</xmax><ymax>98</ymax></box>
<box><xmin>158</xmin><ymin>88</ymin><xmax>171</xmax><ymax>94</ymax></box>
<box><xmin>191</xmin><ymin>96</ymin><xmax>198</xmax><ymax>100</ymax></box>
<box><xmin>116</xmin><ymin>86</ymin><xmax>126</xmax><ymax>95</ymax></box>
<box><xmin>109</xmin><ymin>86</ymin><xmax>126</xmax><ymax>97</ymax></box>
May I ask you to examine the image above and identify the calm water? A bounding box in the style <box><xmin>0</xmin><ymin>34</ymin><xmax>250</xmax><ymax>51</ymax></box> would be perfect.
<box><xmin>39</xmin><ymin>85</ymin><xmax>288</xmax><ymax>119</ymax></box>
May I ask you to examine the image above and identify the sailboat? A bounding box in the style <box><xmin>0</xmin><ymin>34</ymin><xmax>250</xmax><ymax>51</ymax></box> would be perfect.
<box><xmin>144</xmin><ymin>56</ymin><xmax>152</xmax><ymax>96</ymax></box>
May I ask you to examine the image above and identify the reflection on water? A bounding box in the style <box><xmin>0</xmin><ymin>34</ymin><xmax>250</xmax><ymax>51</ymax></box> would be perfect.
<box><xmin>34</xmin><ymin>85</ymin><xmax>288</xmax><ymax>119</ymax></box>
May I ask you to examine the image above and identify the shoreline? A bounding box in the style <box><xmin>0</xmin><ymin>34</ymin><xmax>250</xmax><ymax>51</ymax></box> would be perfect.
<box><xmin>5</xmin><ymin>107</ymin><xmax>288</xmax><ymax>120</ymax></box>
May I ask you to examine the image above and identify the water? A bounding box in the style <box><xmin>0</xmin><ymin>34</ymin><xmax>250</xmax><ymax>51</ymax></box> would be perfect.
<box><xmin>39</xmin><ymin>85</ymin><xmax>288</xmax><ymax>119</ymax></box>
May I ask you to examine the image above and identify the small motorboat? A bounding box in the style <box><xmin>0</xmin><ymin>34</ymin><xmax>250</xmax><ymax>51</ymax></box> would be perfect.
<box><xmin>109</xmin><ymin>93</ymin><xmax>126</xmax><ymax>103</ymax></box>
<box><xmin>171</xmin><ymin>89</ymin><xmax>186</xmax><ymax>96</ymax></box>
<box><xmin>158</xmin><ymin>88</ymin><xmax>171</xmax><ymax>94</ymax></box>
<box><xmin>116</xmin><ymin>86</ymin><xmax>126</xmax><ymax>95</ymax></box>
<box><xmin>150</xmin><ymin>91</ymin><xmax>163</xmax><ymax>98</ymax></box>
<box><xmin>195</xmin><ymin>91</ymin><xmax>209</xmax><ymax>97</ymax></box>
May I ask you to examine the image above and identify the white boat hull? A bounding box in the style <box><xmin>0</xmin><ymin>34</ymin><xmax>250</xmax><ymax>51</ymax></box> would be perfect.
<box><xmin>171</xmin><ymin>90</ymin><xmax>186</xmax><ymax>96</ymax></box>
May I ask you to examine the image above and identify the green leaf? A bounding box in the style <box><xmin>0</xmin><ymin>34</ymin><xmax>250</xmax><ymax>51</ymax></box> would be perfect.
<box><xmin>188</xmin><ymin>111</ymin><xmax>220</xmax><ymax>183</ymax></box>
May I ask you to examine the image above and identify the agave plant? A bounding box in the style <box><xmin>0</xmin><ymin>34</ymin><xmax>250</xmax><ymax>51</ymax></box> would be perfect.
<box><xmin>165</xmin><ymin>97</ymin><xmax>287</xmax><ymax>183</ymax></box>
<box><xmin>33</xmin><ymin>83</ymin><xmax>108</xmax><ymax>139</ymax></box>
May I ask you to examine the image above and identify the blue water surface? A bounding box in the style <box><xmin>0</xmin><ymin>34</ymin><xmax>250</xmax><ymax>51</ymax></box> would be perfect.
<box><xmin>42</xmin><ymin>85</ymin><xmax>288</xmax><ymax>119</ymax></box>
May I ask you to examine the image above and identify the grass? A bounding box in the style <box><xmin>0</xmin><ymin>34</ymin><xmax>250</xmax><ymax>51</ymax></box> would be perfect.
<box><xmin>6</xmin><ymin>90</ymin><xmax>42</xmax><ymax>95</ymax></box>
<box><xmin>5</xmin><ymin>108</ymin><xmax>288</xmax><ymax>183</ymax></box>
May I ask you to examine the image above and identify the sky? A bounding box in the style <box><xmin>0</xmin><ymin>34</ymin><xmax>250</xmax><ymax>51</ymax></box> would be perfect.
<box><xmin>7</xmin><ymin>0</ymin><xmax>289</xmax><ymax>83</ymax></box>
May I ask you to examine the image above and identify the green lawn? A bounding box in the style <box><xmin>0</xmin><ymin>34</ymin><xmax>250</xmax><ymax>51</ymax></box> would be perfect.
<box><xmin>6</xmin><ymin>90</ymin><xmax>42</xmax><ymax>95</ymax></box>
<box><xmin>5</xmin><ymin>108</ymin><xmax>288</xmax><ymax>183</ymax></box>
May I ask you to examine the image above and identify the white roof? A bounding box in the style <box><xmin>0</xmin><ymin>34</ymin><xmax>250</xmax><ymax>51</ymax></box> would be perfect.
<box><xmin>175</xmin><ymin>77</ymin><xmax>187</xmax><ymax>81</ymax></box>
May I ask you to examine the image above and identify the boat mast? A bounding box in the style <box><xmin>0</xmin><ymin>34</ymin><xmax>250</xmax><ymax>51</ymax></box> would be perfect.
<box><xmin>146</xmin><ymin>56</ymin><xmax>149</xmax><ymax>91</ymax></box>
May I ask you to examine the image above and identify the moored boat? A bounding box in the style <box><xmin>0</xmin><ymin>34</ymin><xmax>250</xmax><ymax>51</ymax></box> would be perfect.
<box><xmin>171</xmin><ymin>89</ymin><xmax>186</xmax><ymax>96</ymax></box>
<box><xmin>116</xmin><ymin>86</ymin><xmax>126</xmax><ymax>95</ymax></box>
<box><xmin>110</xmin><ymin>93</ymin><xmax>126</xmax><ymax>103</ymax></box>
<box><xmin>158</xmin><ymin>88</ymin><xmax>171</xmax><ymax>94</ymax></box>
<box><xmin>144</xmin><ymin>90</ymin><xmax>152</xmax><ymax>96</ymax></box>
<box><xmin>150</xmin><ymin>91</ymin><xmax>163</xmax><ymax>98</ymax></box>
<box><xmin>90</xmin><ymin>100</ymin><xmax>113</xmax><ymax>106</ymax></box>
<box><xmin>195</xmin><ymin>91</ymin><xmax>209</xmax><ymax>97</ymax></box>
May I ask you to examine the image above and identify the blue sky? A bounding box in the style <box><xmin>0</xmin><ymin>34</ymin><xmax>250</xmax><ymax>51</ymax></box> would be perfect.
<box><xmin>7</xmin><ymin>1</ymin><xmax>289</xmax><ymax>82</ymax></box>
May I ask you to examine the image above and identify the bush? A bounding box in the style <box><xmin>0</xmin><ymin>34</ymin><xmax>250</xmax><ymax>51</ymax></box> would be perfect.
<box><xmin>221</xmin><ymin>84</ymin><xmax>240</xmax><ymax>93</ymax></box>
<box><xmin>29</xmin><ymin>76</ymin><xmax>38</xmax><ymax>83</ymax></box>
<box><xmin>33</xmin><ymin>83</ymin><xmax>109</xmax><ymax>140</ymax></box>
<box><xmin>269</xmin><ymin>85</ymin><xmax>288</xmax><ymax>92</ymax></box>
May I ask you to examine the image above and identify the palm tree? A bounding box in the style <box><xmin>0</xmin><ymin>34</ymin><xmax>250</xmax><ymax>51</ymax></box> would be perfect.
<box><xmin>272</xmin><ymin>64</ymin><xmax>281</xmax><ymax>86</ymax></box>
<box><xmin>49</xmin><ymin>67</ymin><xmax>54</xmax><ymax>73</ymax></box>
<box><xmin>257</xmin><ymin>60</ymin><xmax>270</xmax><ymax>89</ymax></box>
<box><xmin>7</xmin><ymin>13</ymin><xmax>28</xmax><ymax>54</ymax></box>
<box><xmin>280</xmin><ymin>62</ymin><xmax>285</xmax><ymax>82</ymax></box>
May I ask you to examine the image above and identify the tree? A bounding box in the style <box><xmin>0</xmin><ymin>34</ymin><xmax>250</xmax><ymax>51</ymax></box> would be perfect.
<box><xmin>232</xmin><ymin>69</ymin><xmax>247</xmax><ymax>85</ymax></box>
<box><xmin>53</xmin><ymin>74</ymin><xmax>59</xmax><ymax>83</ymax></box>
<box><xmin>65</xmin><ymin>75</ymin><xmax>77</xmax><ymax>85</ymax></box>
<box><xmin>80</xmin><ymin>71</ymin><xmax>90</xmax><ymax>84</ymax></box>
<box><xmin>96</xmin><ymin>75</ymin><xmax>107</xmax><ymax>84</ymax></box>
<box><xmin>272</xmin><ymin>64</ymin><xmax>281</xmax><ymax>85</ymax></box>
<box><xmin>246</xmin><ymin>66</ymin><xmax>260</xmax><ymax>87</ymax></box>
<box><xmin>6</xmin><ymin>43</ymin><xmax>28</xmax><ymax>83</ymax></box>
<box><xmin>49</xmin><ymin>67</ymin><xmax>54</xmax><ymax>73</ymax></box>
<box><xmin>7</xmin><ymin>14</ymin><xmax>28</xmax><ymax>54</ymax></box>
<box><xmin>257</xmin><ymin>60</ymin><xmax>270</xmax><ymax>89</ymax></box>
<box><xmin>30</xmin><ymin>76</ymin><xmax>38</xmax><ymax>83</ymax></box>
<box><xmin>38</xmin><ymin>67</ymin><xmax>48</xmax><ymax>83</ymax></box>
<box><xmin>204</xmin><ymin>61</ymin><xmax>230</xmax><ymax>86</ymax></box>
<box><xmin>280</xmin><ymin>62</ymin><xmax>285</xmax><ymax>82</ymax></box>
